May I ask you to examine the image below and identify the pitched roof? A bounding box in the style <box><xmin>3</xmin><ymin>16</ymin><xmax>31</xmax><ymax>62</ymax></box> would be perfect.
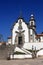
<box><xmin>37</xmin><ymin>34</ymin><xmax>43</xmax><ymax>36</ymax></box>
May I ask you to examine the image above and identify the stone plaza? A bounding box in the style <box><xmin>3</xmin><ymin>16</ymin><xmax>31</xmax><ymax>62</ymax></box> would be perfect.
<box><xmin>0</xmin><ymin>57</ymin><xmax>43</xmax><ymax>65</ymax></box>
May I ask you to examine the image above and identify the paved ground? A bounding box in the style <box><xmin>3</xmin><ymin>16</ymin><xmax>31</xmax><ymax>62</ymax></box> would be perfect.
<box><xmin>0</xmin><ymin>57</ymin><xmax>43</xmax><ymax>65</ymax></box>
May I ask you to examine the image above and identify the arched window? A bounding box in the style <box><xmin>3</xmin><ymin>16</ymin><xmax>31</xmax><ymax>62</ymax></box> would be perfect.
<box><xmin>31</xmin><ymin>22</ymin><xmax>33</xmax><ymax>26</ymax></box>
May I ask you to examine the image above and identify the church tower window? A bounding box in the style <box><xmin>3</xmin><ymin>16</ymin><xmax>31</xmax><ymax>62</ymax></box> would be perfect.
<box><xmin>31</xmin><ymin>22</ymin><xmax>33</xmax><ymax>26</ymax></box>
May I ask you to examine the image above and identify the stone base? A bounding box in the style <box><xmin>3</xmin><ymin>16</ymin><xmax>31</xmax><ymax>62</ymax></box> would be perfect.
<box><xmin>10</xmin><ymin>54</ymin><xmax>32</xmax><ymax>60</ymax></box>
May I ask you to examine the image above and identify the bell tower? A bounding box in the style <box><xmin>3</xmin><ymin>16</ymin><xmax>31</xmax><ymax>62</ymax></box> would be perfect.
<box><xmin>29</xmin><ymin>14</ymin><xmax>36</xmax><ymax>30</ymax></box>
<box><xmin>29</xmin><ymin>14</ymin><xmax>36</xmax><ymax>42</ymax></box>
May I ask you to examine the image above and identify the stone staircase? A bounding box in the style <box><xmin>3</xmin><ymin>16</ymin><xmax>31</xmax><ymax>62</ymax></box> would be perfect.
<box><xmin>0</xmin><ymin>44</ymin><xmax>32</xmax><ymax>60</ymax></box>
<box><xmin>21</xmin><ymin>47</ymin><xmax>32</xmax><ymax>55</ymax></box>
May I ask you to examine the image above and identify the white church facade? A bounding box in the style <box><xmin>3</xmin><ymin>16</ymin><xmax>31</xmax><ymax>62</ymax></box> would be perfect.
<box><xmin>7</xmin><ymin>14</ymin><xmax>43</xmax><ymax>50</ymax></box>
<box><xmin>7</xmin><ymin>14</ymin><xmax>43</xmax><ymax>59</ymax></box>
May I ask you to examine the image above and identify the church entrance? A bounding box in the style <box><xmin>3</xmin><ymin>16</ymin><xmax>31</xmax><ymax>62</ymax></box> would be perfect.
<box><xmin>18</xmin><ymin>36</ymin><xmax>22</xmax><ymax>45</ymax></box>
<box><xmin>18</xmin><ymin>36</ymin><xmax>23</xmax><ymax>47</ymax></box>
<box><xmin>15</xmin><ymin>33</ymin><xmax>25</xmax><ymax>48</ymax></box>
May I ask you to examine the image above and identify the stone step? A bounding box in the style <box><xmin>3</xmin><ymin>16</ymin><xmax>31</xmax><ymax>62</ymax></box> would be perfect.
<box><xmin>21</xmin><ymin>47</ymin><xmax>32</xmax><ymax>55</ymax></box>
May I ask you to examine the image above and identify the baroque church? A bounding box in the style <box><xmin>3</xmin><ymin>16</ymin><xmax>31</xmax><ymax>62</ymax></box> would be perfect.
<box><xmin>7</xmin><ymin>14</ymin><xmax>43</xmax><ymax>48</ymax></box>
<box><xmin>7</xmin><ymin>14</ymin><xmax>43</xmax><ymax>59</ymax></box>
<box><xmin>0</xmin><ymin>14</ymin><xmax>43</xmax><ymax>59</ymax></box>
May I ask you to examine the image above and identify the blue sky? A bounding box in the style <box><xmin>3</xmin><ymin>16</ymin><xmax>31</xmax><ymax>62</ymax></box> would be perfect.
<box><xmin>0</xmin><ymin>0</ymin><xmax>43</xmax><ymax>41</ymax></box>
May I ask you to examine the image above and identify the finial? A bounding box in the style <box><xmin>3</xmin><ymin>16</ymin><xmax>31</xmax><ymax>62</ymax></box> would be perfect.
<box><xmin>30</xmin><ymin>13</ymin><xmax>34</xmax><ymax>20</ymax></box>
<box><xmin>19</xmin><ymin>11</ymin><xmax>23</xmax><ymax>19</ymax></box>
<box><xmin>31</xmin><ymin>14</ymin><xmax>34</xmax><ymax>17</ymax></box>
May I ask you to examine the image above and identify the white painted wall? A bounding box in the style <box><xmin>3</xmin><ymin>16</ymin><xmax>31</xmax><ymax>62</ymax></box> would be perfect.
<box><xmin>29</xmin><ymin>29</ymin><xmax>36</xmax><ymax>42</ymax></box>
<box><xmin>40</xmin><ymin>36</ymin><xmax>43</xmax><ymax>42</ymax></box>
<box><xmin>7</xmin><ymin>38</ymin><xmax>11</xmax><ymax>44</ymax></box>
<box><xmin>10</xmin><ymin>54</ymin><xmax>32</xmax><ymax>59</ymax></box>
<box><xmin>23</xmin><ymin>42</ymin><xmax>43</xmax><ymax>50</ymax></box>
<box><xmin>12</xmin><ymin>19</ymin><xmax>29</xmax><ymax>44</ymax></box>
<box><xmin>33</xmin><ymin>32</ymin><xmax>36</xmax><ymax>42</ymax></box>
<box><xmin>30</xmin><ymin>29</ymin><xmax>33</xmax><ymax>35</ymax></box>
<box><xmin>12</xmin><ymin>22</ymin><xmax>18</xmax><ymax>44</ymax></box>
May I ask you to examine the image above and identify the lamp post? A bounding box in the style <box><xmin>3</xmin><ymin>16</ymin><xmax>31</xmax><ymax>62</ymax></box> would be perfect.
<box><xmin>34</xmin><ymin>47</ymin><xmax>37</xmax><ymax>58</ymax></box>
<box><xmin>32</xmin><ymin>45</ymin><xmax>35</xmax><ymax>59</ymax></box>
